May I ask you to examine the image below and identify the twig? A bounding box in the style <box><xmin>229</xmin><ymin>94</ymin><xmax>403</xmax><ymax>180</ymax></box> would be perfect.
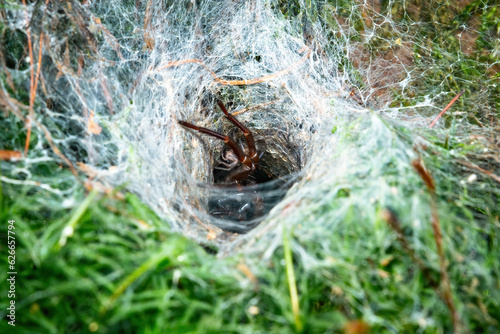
<box><xmin>143</xmin><ymin>0</ymin><xmax>155</xmax><ymax>50</ymax></box>
<box><xmin>61</xmin><ymin>2</ymin><xmax>97</xmax><ymax>53</ymax></box>
<box><xmin>99</xmin><ymin>75</ymin><xmax>115</xmax><ymax>115</ymax></box>
<box><xmin>3</xmin><ymin>1</ymin><xmax>78</xmax><ymax>179</ymax></box>
<box><xmin>0</xmin><ymin>87</ymin><xmax>28</xmax><ymax>119</ymax></box>
<box><xmin>158</xmin><ymin>47</ymin><xmax>311</xmax><ymax>86</ymax></box>
<box><xmin>23</xmin><ymin>0</ymin><xmax>34</xmax><ymax>156</ymax></box>
<box><xmin>36</xmin><ymin>117</ymin><xmax>79</xmax><ymax>177</ymax></box>
<box><xmin>92</xmin><ymin>17</ymin><xmax>124</xmax><ymax>60</ymax></box>
<box><xmin>23</xmin><ymin>0</ymin><xmax>48</xmax><ymax>156</ymax></box>
<box><xmin>0</xmin><ymin>150</ymin><xmax>22</xmax><ymax>161</ymax></box>
<box><xmin>412</xmin><ymin>160</ymin><xmax>460</xmax><ymax>333</ymax></box>
<box><xmin>429</xmin><ymin>89</ymin><xmax>465</xmax><ymax>129</ymax></box>
<box><xmin>457</xmin><ymin>160</ymin><xmax>500</xmax><ymax>183</ymax></box>
<box><xmin>470</xmin><ymin>114</ymin><xmax>485</xmax><ymax>128</ymax></box>
<box><xmin>2</xmin><ymin>87</ymin><xmax>78</xmax><ymax>177</ymax></box>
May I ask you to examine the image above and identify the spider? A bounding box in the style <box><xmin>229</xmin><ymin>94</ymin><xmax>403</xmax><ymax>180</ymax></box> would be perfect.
<box><xmin>178</xmin><ymin>100</ymin><xmax>259</xmax><ymax>184</ymax></box>
<box><xmin>178</xmin><ymin>101</ymin><xmax>298</xmax><ymax>230</ymax></box>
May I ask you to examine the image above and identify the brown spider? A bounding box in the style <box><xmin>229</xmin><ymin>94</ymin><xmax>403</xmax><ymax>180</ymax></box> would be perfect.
<box><xmin>178</xmin><ymin>100</ymin><xmax>259</xmax><ymax>184</ymax></box>
<box><xmin>178</xmin><ymin>101</ymin><xmax>299</xmax><ymax>229</ymax></box>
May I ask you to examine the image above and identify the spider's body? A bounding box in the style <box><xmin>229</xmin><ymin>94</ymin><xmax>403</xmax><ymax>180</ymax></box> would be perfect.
<box><xmin>178</xmin><ymin>101</ymin><xmax>299</xmax><ymax>230</ymax></box>
<box><xmin>179</xmin><ymin>100</ymin><xmax>259</xmax><ymax>184</ymax></box>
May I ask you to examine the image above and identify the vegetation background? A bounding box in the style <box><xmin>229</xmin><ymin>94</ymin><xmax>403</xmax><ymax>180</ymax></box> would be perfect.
<box><xmin>1</xmin><ymin>0</ymin><xmax>499</xmax><ymax>333</ymax></box>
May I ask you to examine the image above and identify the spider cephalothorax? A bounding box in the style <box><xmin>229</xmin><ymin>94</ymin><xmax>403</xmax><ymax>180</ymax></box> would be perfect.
<box><xmin>178</xmin><ymin>100</ymin><xmax>259</xmax><ymax>184</ymax></box>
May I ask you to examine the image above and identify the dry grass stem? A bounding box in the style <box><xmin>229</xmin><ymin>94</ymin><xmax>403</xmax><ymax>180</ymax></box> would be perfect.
<box><xmin>457</xmin><ymin>160</ymin><xmax>500</xmax><ymax>183</ymax></box>
<box><xmin>0</xmin><ymin>150</ymin><xmax>22</xmax><ymax>161</ymax></box>
<box><xmin>412</xmin><ymin>159</ymin><xmax>460</xmax><ymax>333</ymax></box>
<box><xmin>158</xmin><ymin>47</ymin><xmax>311</xmax><ymax>86</ymax></box>
<box><xmin>429</xmin><ymin>89</ymin><xmax>465</xmax><ymax>129</ymax></box>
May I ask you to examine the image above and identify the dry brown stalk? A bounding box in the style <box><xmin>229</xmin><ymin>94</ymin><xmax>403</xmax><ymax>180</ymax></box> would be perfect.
<box><xmin>36</xmin><ymin>119</ymin><xmax>79</xmax><ymax>178</ymax></box>
<box><xmin>412</xmin><ymin>159</ymin><xmax>435</xmax><ymax>191</ymax></box>
<box><xmin>429</xmin><ymin>89</ymin><xmax>465</xmax><ymax>129</ymax></box>
<box><xmin>2</xmin><ymin>82</ymin><xmax>78</xmax><ymax>178</ymax></box>
<box><xmin>61</xmin><ymin>2</ymin><xmax>97</xmax><ymax>53</ymax></box>
<box><xmin>412</xmin><ymin>159</ymin><xmax>460</xmax><ymax>333</ymax></box>
<box><xmin>100</xmin><ymin>76</ymin><xmax>115</xmax><ymax>115</ymax></box>
<box><xmin>144</xmin><ymin>0</ymin><xmax>155</xmax><ymax>50</ymax></box>
<box><xmin>0</xmin><ymin>150</ymin><xmax>22</xmax><ymax>161</ymax></box>
<box><xmin>0</xmin><ymin>87</ymin><xmax>27</xmax><ymax>120</ymax></box>
<box><xmin>92</xmin><ymin>17</ymin><xmax>124</xmax><ymax>60</ymax></box>
<box><xmin>23</xmin><ymin>0</ymin><xmax>49</xmax><ymax>156</ymax></box>
<box><xmin>22</xmin><ymin>0</ymin><xmax>34</xmax><ymax>155</ymax></box>
<box><xmin>457</xmin><ymin>160</ymin><xmax>500</xmax><ymax>183</ymax></box>
<box><xmin>158</xmin><ymin>47</ymin><xmax>311</xmax><ymax>86</ymax></box>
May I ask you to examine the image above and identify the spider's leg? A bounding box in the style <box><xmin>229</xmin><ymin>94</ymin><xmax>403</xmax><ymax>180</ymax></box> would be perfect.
<box><xmin>178</xmin><ymin>120</ymin><xmax>252</xmax><ymax>168</ymax></box>
<box><xmin>216</xmin><ymin>158</ymin><xmax>237</xmax><ymax>171</ymax></box>
<box><xmin>217</xmin><ymin>100</ymin><xmax>259</xmax><ymax>165</ymax></box>
<box><xmin>227</xmin><ymin>164</ymin><xmax>252</xmax><ymax>182</ymax></box>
